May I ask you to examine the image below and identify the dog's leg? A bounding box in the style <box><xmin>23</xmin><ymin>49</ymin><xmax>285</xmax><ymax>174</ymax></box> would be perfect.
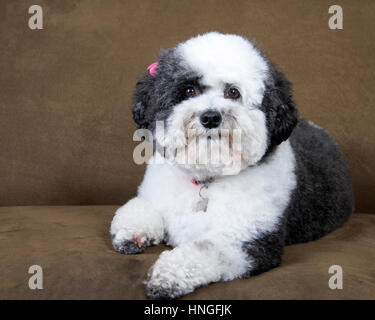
<box><xmin>145</xmin><ymin>221</ymin><xmax>285</xmax><ymax>299</ymax></box>
<box><xmin>145</xmin><ymin>239</ymin><xmax>250</xmax><ymax>299</ymax></box>
<box><xmin>110</xmin><ymin>197</ymin><xmax>164</xmax><ymax>254</ymax></box>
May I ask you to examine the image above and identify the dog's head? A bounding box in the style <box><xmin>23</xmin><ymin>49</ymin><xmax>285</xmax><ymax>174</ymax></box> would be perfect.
<box><xmin>132</xmin><ymin>32</ymin><xmax>298</xmax><ymax>178</ymax></box>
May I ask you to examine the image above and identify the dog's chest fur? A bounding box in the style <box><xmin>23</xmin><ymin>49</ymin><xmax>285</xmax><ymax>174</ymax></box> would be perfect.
<box><xmin>138</xmin><ymin>141</ymin><xmax>297</xmax><ymax>247</ymax></box>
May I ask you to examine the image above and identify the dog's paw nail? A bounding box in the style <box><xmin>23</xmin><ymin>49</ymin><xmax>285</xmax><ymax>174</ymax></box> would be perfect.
<box><xmin>146</xmin><ymin>282</ymin><xmax>175</xmax><ymax>300</ymax></box>
<box><xmin>134</xmin><ymin>233</ymin><xmax>146</xmax><ymax>248</ymax></box>
<box><xmin>147</xmin><ymin>288</ymin><xmax>174</xmax><ymax>300</ymax></box>
<box><xmin>113</xmin><ymin>239</ymin><xmax>147</xmax><ymax>254</ymax></box>
<box><xmin>145</xmin><ymin>271</ymin><xmax>186</xmax><ymax>300</ymax></box>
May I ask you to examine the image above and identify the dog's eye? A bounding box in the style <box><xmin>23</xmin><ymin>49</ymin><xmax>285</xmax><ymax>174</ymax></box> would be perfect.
<box><xmin>185</xmin><ymin>87</ymin><xmax>196</xmax><ymax>98</ymax></box>
<box><xmin>225</xmin><ymin>87</ymin><xmax>241</xmax><ymax>100</ymax></box>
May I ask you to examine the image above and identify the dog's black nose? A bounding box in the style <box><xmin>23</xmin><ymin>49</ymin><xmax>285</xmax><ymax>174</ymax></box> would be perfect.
<box><xmin>200</xmin><ymin>110</ymin><xmax>222</xmax><ymax>129</ymax></box>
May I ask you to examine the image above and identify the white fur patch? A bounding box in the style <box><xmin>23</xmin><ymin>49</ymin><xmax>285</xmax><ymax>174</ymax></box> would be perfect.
<box><xmin>177</xmin><ymin>32</ymin><xmax>268</xmax><ymax>107</ymax></box>
<box><xmin>110</xmin><ymin>140</ymin><xmax>297</xmax><ymax>297</ymax></box>
<box><xmin>139</xmin><ymin>140</ymin><xmax>296</xmax><ymax>247</ymax></box>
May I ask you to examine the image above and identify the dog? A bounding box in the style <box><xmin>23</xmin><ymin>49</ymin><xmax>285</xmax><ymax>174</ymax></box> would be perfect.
<box><xmin>110</xmin><ymin>32</ymin><xmax>354</xmax><ymax>299</ymax></box>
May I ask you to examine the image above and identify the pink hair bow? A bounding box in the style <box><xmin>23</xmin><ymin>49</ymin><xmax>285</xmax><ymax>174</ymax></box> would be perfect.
<box><xmin>147</xmin><ymin>62</ymin><xmax>159</xmax><ymax>77</ymax></box>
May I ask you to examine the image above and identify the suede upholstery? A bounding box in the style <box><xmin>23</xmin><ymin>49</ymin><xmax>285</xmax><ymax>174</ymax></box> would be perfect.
<box><xmin>1</xmin><ymin>206</ymin><xmax>374</xmax><ymax>299</ymax></box>
<box><xmin>0</xmin><ymin>0</ymin><xmax>374</xmax><ymax>299</ymax></box>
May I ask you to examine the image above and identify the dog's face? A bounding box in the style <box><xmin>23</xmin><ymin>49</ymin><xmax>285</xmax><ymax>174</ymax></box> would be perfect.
<box><xmin>133</xmin><ymin>32</ymin><xmax>297</xmax><ymax>178</ymax></box>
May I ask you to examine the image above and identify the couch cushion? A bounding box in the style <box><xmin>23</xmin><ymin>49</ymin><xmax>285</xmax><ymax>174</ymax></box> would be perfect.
<box><xmin>0</xmin><ymin>206</ymin><xmax>374</xmax><ymax>299</ymax></box>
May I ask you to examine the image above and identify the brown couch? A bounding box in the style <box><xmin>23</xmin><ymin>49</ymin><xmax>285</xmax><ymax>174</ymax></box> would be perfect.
<box><xmin>0</xmin><ymin>0</ymin><xmax>374</xmax><ymax>299</ymax></box>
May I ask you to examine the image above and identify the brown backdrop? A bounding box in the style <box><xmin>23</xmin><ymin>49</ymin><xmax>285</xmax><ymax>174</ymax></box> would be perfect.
<box><xmin>0</xmin><ymin>0</ymin><xmax>374</xmax><ymax>212</ymax></box>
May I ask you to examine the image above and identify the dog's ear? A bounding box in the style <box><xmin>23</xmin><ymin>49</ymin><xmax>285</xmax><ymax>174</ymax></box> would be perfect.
<box><xmin>132</xmin><ymin>75</ymin><xmax>155</xmax><ymax>130</ymax></box>
<box><xmin>261</xmin><ymin>64</ymin><xmax>298</xmax><ymax>146</ymax></box>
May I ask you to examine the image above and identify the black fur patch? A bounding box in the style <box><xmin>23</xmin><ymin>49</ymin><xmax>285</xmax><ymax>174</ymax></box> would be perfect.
<box><xmin>261</xmin><ymin>62</ymin><xmax>298</xmax><ymax>146</ymax></box>
<box><xmin>113</xmin><ymin>240</ymin><xmax>148</xmax><ymax>254</ymax></box>
<box><xmin>132</xmin><ymin>49</ymin><xmax>202</xmax><ymax>132</ymax></box>
<box><xmin>284</xmin><ymin>118</ymin><xmax>354</xmax><ymax>244</ymax></box>
<box><xmin>242</xmin><ymin>224</ymin><xmax>285</xmax><ymax>277</ymax></box>
<box><xmin>242</xmin><ymin>118</ymin><xmax>354</xmax><ymax>276</ymax></box>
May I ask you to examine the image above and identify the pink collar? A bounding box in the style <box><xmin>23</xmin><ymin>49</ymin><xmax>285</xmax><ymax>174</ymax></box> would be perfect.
<box><xmin>191</xmin><ymin>178</ymin><xmax>200</xmax><ymax>186</ymax></box>
<box><xmin>191</xmin><ymin>177</ymin><xmax>214</xmax><ymax>186</ymax></box>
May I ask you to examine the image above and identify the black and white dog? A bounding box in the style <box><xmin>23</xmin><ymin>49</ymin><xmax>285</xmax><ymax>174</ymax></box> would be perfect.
<box><xmin>110</xmin><ymin>32</ymin><xmax>354</xmax><ymax>299</ymax></box>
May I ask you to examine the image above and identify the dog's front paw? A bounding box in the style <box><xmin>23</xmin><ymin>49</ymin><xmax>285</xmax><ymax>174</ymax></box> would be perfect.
<box><xmin>146</xmin><ymin>279</ymin><xmax>179</xmax><ymax>300</ymax></box>
<box><xmin>112</xmin><ymin>231</ymin><xmax>149</xmax><ymax>254</ymax></box>
<box><xmin>145</xmin><ymin>269</ymin><xmax>187</xmax><ymax>300</ymax></box>
<box><xmin>110</xmin><ymin>198</ymin><xmax>164</xmax><ymax>255</ymax></box>
<box><xmin>145</xmin><ymin>251</ymin><xmax>195</xmax><ymax>299</ymax></box>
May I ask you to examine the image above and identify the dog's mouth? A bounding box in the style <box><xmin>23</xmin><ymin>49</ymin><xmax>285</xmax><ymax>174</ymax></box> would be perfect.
<box><xmin>163</xmin><ymin>113</ymin><xmax>243</xmax><ymax>172</ymax></box>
